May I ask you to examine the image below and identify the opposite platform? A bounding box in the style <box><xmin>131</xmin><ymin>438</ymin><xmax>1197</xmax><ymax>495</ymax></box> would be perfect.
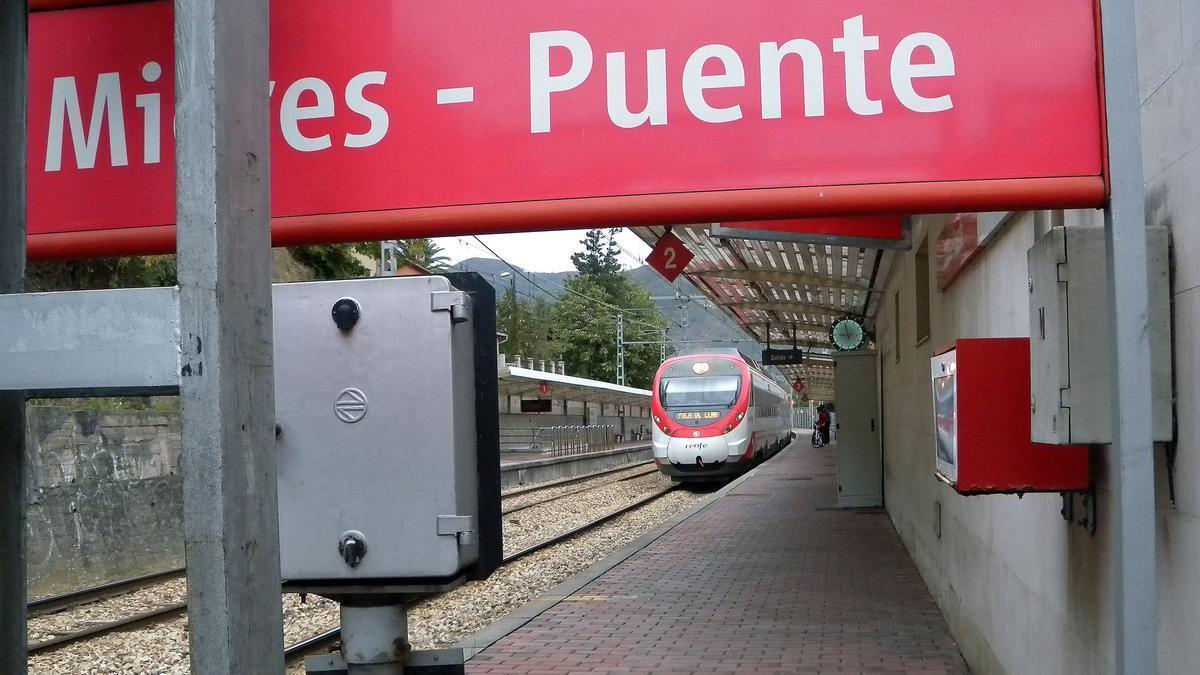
<box><xmin>465</xmin><ymin>441</ymin><xmax>970</xmax><ymax>674</ymax></box>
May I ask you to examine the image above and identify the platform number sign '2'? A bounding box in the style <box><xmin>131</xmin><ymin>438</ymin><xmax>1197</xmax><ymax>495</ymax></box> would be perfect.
<box><xmin>647</xmin><ymin>232</ymin><xmax>695</xmax><ymax>283</ymax></box>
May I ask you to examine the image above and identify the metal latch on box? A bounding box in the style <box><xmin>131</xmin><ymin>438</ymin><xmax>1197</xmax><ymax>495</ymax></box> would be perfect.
<box><xmin>436</xmin><ymin>515</ymin><xmax>476</xmax><ymax>546</ymax></box>
<box><xmin>431</xmin><ymin>291</ymin><xmax>470</xmax><ymax>324</ymax></box>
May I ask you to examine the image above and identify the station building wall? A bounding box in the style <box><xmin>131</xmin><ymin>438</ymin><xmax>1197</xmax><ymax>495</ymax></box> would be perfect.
<box><xmin>877</xmin><ymin>10</ymin><xmax>1200</xmax><ymax>668</ymax></box>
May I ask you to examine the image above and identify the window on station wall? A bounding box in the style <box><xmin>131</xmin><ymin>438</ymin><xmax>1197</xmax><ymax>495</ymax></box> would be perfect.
<box><xmin>915</xmin><ymin>237</ymin><xmax>931</xmax><ymax>345</ymax></box>
<box><xmin>893</xmin><ymin>291</ymin><xmax>901</xmax><ymax>363</ymax></box>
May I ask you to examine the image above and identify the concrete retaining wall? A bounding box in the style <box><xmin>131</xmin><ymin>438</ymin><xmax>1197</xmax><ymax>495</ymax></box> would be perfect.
<box><xmin>25</xmin><ymin>405</ymin><xmax>184</xmax><ymax>598</ymax></box>
<box><xmin>23</xmin><ymin>403</ymin><xmax>650</xmax><ymax>597</ymax></box>
<box><xmin>501</xmin><ymin>444</ymin><xmax>653</xmax><ymax>488</ymax></box>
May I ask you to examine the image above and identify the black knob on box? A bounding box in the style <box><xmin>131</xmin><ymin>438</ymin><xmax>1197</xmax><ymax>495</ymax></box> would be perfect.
<box><xmin>331</xmin><ymin>298</ymin><xmax>360</xmax><ymax>331</ymax></box>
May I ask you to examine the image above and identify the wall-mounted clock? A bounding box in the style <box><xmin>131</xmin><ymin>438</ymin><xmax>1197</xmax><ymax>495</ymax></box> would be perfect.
<box><xmin>830</xmin><ymin>317</ymin><xmax>868</xmax><ymax>351</ymax></box>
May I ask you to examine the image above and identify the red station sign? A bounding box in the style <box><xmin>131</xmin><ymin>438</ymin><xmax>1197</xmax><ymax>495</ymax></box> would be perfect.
<box><xmin>646</xmin><ymin>231</ymin><xmax>695</xmax><ymax>283</ymax></box>
<box><xmin>26</xmin><ymin>0</ymin><xmax>1105</xmax><ymax>260</ymax></box>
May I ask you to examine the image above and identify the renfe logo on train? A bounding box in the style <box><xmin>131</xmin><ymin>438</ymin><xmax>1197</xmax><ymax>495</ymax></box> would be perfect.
<box><xmin>27</xmin><ymin>1</ymin><xmax>1105</xmax><ymax>258</ymax></box>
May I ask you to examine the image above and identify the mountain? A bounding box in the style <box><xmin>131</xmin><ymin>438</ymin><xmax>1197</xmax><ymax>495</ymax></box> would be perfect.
<box><xmin>447</xmin><ymin>257</ymin><xmax>759</xmax><ymax>356</ymax></box>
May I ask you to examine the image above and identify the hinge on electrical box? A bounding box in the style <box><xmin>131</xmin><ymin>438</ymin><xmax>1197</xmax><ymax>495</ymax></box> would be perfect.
<box><xmin>431</xmin><ymin>291</ymin><xmax>470</xmax><ymax>323</ymax></box>
<box><xmin>437</xmin><ymin>515</ymin><xmax>477</xmax><ymax>546</ymax></box>
<box><xmin>1061</xmin><ymin>490</ymin><xmax>1097</xmax><ymax>536</ymax></box>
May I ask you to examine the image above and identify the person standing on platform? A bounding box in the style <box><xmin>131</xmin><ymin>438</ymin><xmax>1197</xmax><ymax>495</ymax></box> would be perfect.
<box><xmin>816</xmin><ymin>405</ymin><xmax>831</xmax><ymax>447</ymax></box>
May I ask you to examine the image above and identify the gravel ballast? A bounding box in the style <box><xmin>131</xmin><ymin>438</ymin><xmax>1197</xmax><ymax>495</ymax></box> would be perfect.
<box><xmin>28</xmin><ymin>473</ymin><xmax>708</xmax><ymax>675</ymax></box>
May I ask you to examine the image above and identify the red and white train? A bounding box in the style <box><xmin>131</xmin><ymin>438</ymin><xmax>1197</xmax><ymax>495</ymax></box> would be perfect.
<box><xmin>651</xmin><ymin>351</ymin><xmax>794</xmax><ymax>481</ymax></box>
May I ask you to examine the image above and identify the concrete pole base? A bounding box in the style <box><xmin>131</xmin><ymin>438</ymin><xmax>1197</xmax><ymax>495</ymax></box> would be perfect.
<box><xmin>340</xmin><ymin>602</ymin><xmax>410</xmax><ymax>674</ymax></box>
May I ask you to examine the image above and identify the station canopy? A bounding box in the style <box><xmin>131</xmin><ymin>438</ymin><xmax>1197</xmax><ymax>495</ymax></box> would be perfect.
<box><xmin>632</xmin><ymin>226</ymin><xmax>899</xmax><ymax>402</ymax></box>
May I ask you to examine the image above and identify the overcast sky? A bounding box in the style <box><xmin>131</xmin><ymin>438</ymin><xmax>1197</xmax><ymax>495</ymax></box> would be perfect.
<box><xmin>435</xmin><ymin>229</ymin><xmax>653</xmax><ymax>273</ymax></box>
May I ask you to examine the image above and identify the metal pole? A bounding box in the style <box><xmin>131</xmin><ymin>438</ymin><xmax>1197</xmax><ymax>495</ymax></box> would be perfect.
<box><xmin>1099</xmin><ymin>0</ymin><xmax>1157</xmax><ymax>671</ymax></box>
<box><xmin>0</xmin><ymin>3</ymin><xmax>26</xmax><ymax>671</ymax></box>
<box><xmin>175</xmin><ymin>0</ymin><xmax>284</xmax><ymax>672</ymax></box>
<box><xmin>616</xmin><ymin>314</ymin><xmax>626</xmax><ymax>386</ymax></box>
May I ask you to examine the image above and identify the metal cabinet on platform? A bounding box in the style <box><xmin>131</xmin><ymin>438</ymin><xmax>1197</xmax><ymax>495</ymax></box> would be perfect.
<box><xmin>833</xmin><ymin>352</ymin><xmax>882</xmax><ymax>508</ymax></box>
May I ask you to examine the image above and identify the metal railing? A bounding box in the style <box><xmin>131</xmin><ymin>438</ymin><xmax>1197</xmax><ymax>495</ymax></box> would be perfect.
<box><xmin>794</xmin><ymin>408</ymin><xmax>816</xmax><ymax>430</ymax></box>
<box><xmin>499</xmin><ymin>427</ymin><xmax>541</xmax><ymax>453</ymax></box>
<box><xmin>499</xmin><ymin>424</ymin><xmax>617</xmax><ymax>456</ymax></box>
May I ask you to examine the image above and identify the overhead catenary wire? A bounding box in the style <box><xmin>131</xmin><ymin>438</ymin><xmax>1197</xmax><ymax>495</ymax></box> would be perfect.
<box><xmin>454</xmin><ymin>233</ymin><xmax>684</xmax><ymax>332</ymax></box>
<box><xmin>469</xmin><ymin>236</ymin><xmax>681</xmax><ymax>333</ymax></box>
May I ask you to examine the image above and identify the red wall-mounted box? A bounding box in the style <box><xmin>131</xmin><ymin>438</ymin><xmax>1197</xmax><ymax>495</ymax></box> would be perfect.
<box><xmin>931</xmin><ymin>338</ymin><xmax>1089</xmax><ymax>495</ymax></box>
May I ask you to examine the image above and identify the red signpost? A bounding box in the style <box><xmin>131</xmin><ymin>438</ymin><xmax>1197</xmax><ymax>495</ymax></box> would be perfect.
<box><xmin>646</xmin><ymin>231</ymin><xmax>695</xmax><ymax>282</ymax></box>
<box><xmin>26</xmin><ymin>0</ymin><xmax>1105</xmax><ymax>259</ymax></box>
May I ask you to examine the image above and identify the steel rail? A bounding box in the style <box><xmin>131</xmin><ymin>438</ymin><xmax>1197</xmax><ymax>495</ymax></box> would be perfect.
<box><xmin>27</xmin><ymin>567</ymin><xmax>186</xmax><ymax>617</ymax></box>
<box><xmin>502</xmin><ymin>484</ymin><xmax>679</xmax><ymax>564</ymax></box>
<box><xmin>27</xmin><ymin>602</ymin><xmax>188</xmax><ymax>655</ymax></box>
<box><xmin>284</xmin><ymin>627</ymin><xmax>342</xmax><ymax>665</ymax></box>
<box><xmin>501</xmin><ymin>468</ymin><xmax>660</xmax><ymax>516</ymax></box>
<box><xmin>500</xmin><ymin>460</ymin><xmax>654</xmax><ymax>498</ymax></box>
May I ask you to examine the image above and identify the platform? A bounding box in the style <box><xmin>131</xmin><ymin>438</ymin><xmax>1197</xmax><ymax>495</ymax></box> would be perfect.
<box><xmin>463</xmin><ymin>440</ymin><xmax>970</xmax><ymax>674</ymax></box>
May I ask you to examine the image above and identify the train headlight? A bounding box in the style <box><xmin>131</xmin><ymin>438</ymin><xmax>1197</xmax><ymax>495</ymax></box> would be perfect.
<box><xmin>653</xmin><ymin>415</ymin><xmax>661</xmax><ymax>424</ymax></box>
<box><xmin>691</xmin><ymin>362</ymin><xmax>710</xmax><ymax>375</ymax></box>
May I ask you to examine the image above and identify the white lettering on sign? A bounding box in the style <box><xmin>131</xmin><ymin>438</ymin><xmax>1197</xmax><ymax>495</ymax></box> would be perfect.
<box><xmin>134</xmin><ymin>62</ymin><xmax>162</xmax><ymax>165</ymax></box>
<box><xmin>530</xmin><ymin>30</ymin><xmax>594</xmax><ymax>134</ymax></box>
<box><xmin>606</xmin><ymin>50</ymin><xmax>668</xmax><ymax>128</ymax></box>
<box><xmin>528</xmin><ymin>14</ymin><xmax>956</xmax><ymax>133</ymax></box>
<box><xmin>345</xmin><ymin>72</ymin><xmax>391</xmax><ymax>148</ymax></box>
<box><xmin>682</xmin><ymin>44</ymin><xmax>745</xmax><ymax>124</ymax></box>
<box><xmin>760</xmin><ymin>39</ymin><xmax>825</xmax><ymax>119</ymax></box>
<box><xmin>832</xmin><ymin>15</ymin><xmax>883</xmax><ymax>116</ymax></box>
<box><xmin>281</xmin><ymin>77</ymin><xmax>336</xmax><ymax>152</ymax></box>
<box><xmin>40</xmin><ymin>15</ymin><xmax>956</xmax><ymax>171</ymax></box>
<box><xmin>45</xmin><ymin>64</ymin><xmax>390</xmax><ymax>171</ymax></box>
<box><xmin>436</xmin><ymin>86</ymin><xmax>476</xmax><ymax>105</ymax></box>
<box><xmin>46</xmin><ymin>72</ymin><xmax>128</xmax><ymax>172</ymax></box>
<box><xmin>890</xmin><ymin>33</ymin><xmax>956</xmax><ymax>113</ymax></box>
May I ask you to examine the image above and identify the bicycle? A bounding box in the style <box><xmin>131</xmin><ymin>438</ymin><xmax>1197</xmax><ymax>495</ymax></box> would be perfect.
<box><xmin>810</xmin><ymin>428</ymin><xmax>828</xmax><ymax>448</ymax></box>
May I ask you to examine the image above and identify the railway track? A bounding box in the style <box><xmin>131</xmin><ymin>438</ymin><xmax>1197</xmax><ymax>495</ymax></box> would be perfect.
<box><xmin>28</xmin><ymin>602</ymin><xmax>188</xmax><ymax>655</ymax></box>
<box><xmin>500</xmin><ymin>460</ymin><xmax>655</xmax><ymax>498</ymax></box>
<box><xmin>501</xmin><ymin>466</ymin><xmax>659</xmax><ymax>516</ymax></box>
<box><xmin>284</xmin><ymin>483</ymin><xmax>680</xmax><ymax>665</ymax></box>
<box><xmin>27</xmin><ymin>465</ymin><xmax>671</xmax><ymax>661</ymax></box>
<box><xmin>27</xmin><ymin>567</ymin><xmax>186</xmax><ymax>618</ymax></box>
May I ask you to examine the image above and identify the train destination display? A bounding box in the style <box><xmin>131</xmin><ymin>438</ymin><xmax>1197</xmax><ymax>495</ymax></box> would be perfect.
<box><xmin>27</xmin><ymin>0</ymin><xmax>1104</xmax><ymax>259</ymax></box>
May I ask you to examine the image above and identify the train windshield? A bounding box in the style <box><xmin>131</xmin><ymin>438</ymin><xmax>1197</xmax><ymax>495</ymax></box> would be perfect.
<box><xmin>660</xmin><ymin>376</ymin><xmax>741</xmax><ymax>408</ymax></box>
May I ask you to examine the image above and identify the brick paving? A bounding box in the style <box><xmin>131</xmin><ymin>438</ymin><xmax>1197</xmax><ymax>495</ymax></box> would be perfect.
<box><xmin>468</xmin><ymin>443</ymin><xmax>970</xmax><ymax>674</ymax></box>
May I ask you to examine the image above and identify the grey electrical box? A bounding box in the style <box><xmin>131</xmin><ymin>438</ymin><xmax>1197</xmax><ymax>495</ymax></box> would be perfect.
<box><xmin>1028</xmin><ymin>226</ymin><xmax>1173</xmax><ymax>444</ymax></box>
<box><xmin>273</xmin><ymin>275</ymin><xmax>501</xmax><ymax>591</ymax></box>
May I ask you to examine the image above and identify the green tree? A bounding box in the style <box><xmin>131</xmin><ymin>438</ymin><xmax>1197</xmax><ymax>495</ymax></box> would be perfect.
<box><xmin>288</xmin><ymin>244</ymin><xmax>372</xmax><ymax>279</ymax></box>
<box><xmin>497</xmin><ymin>285</ymin><xmax>556</xmax><ymax>362</ymax></box>
<box><xmin>550</xmin><ymin>271</ymin><xmax>669</xmax><ymax>389</ymax></box>
<box><xmin>551</xmin><ymin>275</ymin><xmax>621</xmax><ymax>382</ymax></box>
<box><xmin>398</xmin><ymin>238</ymin><xmax>450</xmax><ymax>272</ymax></box>
<box><xmin>569</xmin><ymin>229</ymin><xmax>622</xmax><ymax>280</ymax></box>
<box><xmin>28</xmin><ymin>256</ymin><xmax>177</xmax><ymax>291</ymax></box>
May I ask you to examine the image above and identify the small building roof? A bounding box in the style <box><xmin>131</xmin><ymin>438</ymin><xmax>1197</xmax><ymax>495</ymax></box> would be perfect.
<box><xmin>498</xmin><ymin>365</ymin><xmax>651</xmax><ymax>408</ymax></box>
